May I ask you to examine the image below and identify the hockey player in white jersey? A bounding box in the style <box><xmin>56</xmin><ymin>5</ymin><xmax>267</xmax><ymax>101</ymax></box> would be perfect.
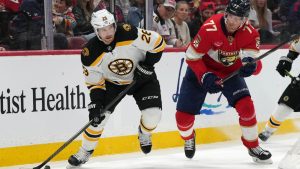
<box><xmin>67</xmin><ymin>9</ymin><xmax>166</xmax><ymax>167</ymax></box>
<box><xmin>259</xmin><ymin>37</ymin><xmax>300</xmax><ymax>142</ymax></box>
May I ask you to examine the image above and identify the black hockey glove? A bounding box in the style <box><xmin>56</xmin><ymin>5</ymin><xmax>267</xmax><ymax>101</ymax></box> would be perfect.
<box><xmin>134</xmin><ymin>62</ymin><xmax>155</xmax><ymax>82</ymax></box>
<box><xmin>201</xmin><ymin>72</ymin><xmax>223</xmax><ymax>94</ymax></box>
<box><xmin>239</xmin><ymin>57</ymin><xmax>257</xmax><ymax>77</ymax></box>
<box><xmin>129</xmin><ymin>62</ymin><xmax>155</xmax><ymax>94</ymax></box>
<box><xmin>276</xmin><ymin>56</ymin><xmax>293</xmax><ymax>77</ymax></box>
<box><xmin>88</xmin><ymin>102</ymin><xmax>105</xmax><ymax>127</ymax></box>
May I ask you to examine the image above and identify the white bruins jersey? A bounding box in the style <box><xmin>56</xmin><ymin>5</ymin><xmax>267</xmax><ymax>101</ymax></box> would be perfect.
<box><xmin>81</xmin><ymin>23</ymin><xmax>165</xmax><ymax>92</ymax></box>
<box><xmin>290</xmin><ymin>37</ymin><xmax>300</xmax><ymax>53</ymax></box>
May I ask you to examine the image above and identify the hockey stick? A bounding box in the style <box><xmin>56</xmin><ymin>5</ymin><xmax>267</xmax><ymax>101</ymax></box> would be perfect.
<box><xmin>221</xmin><ymin>34</ymin><xmax>300</xmax><ymax>84</ymax></box>
<box><xmin>285</xmin><ymin>70</ymin><xmax>300</xmax><ymax>87</ymax></box>
<box><xmin>21</xmin><ymin>81</ymin><xmax>136</xmax><ymax>169</ymax></box>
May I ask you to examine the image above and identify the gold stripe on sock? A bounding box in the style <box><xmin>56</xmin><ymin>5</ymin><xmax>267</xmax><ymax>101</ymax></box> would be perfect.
<box><xmin>83</xmin><ymin>132</ymin><xmax>100</xmax><ymax>142</ymax></box>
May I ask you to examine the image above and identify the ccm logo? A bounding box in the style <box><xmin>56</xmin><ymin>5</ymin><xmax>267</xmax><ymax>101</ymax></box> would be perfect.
<box><xmin>142</xmin><ymin>95</ymin><xmax>159</xmax><ymax>100</ymax></box>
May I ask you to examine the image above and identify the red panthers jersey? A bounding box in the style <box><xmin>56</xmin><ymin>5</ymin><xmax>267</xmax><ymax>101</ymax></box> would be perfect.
<box><xmin>186</xmin><ymin>13</ymin><xmax>261</xmax><ymax>79</ymax></box>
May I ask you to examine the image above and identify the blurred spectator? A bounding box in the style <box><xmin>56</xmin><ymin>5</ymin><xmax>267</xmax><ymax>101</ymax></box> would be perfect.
<box><xmin>267</xmin><ymin>0</ymin><xmax>280</xmax><ymax>20</ymax></box>
<box><xmin>54</xmin><ymin>32</ymin><xmax>69</xmax><ymax>49</ymax></box>
<box><xmin>0</xmin><ymin>0</ymin><xmax>22</xmax><ymax>48</ymax></box>
<box><xmin>94</xmin><ymin>0</ymin><xmax>125</xmax><ymax>23</ymax></box>
<box><xmin>9</xmin><ymin>0</ymin><xmax>44</xmax><ymax>50</ymax></box>
<box><xmin>287</xmin><ymin>0</ymin><xmax>300</xmax><ymax>34</ymax></box>
<box><xmin>0</xmin><ymin>46</ymin><xmax>6</xmax><ymax>51</ymax></box>
<box><xmin>127</xmin><ymin>0</ymin><xmax>145</xmax><ymax>27</ymax></box>
<box><xmin>154</xmin><ymin>0</ymin><xmax>164</xmax><ymax>9</ymax></box>
<box><xmin>53</xmin><ymin>0</ymin><xmax>76</xmax><ymax>37</ymax></box>
<box><xmin>187</xmin><ymin>0</ymin><xmax>200</xmax><ymax>21</ymax></box>
<box><xmin>188</xmin><ymin>1</ymin><xmax>215</xmax><ymax>39</ymax></box>
<box><xmin>172</xmin><ymin>0</ymin><xmax>191</xmax><ymax>46</ymax></box>
<box><xmin>0</xmin><ymin>0</ymin><xmax>21</xmax><ymax>12</ymax></box>
<box><xmin>151</xmin><ymin>0</ymin><xmax>183</xmax><ymax>47</ymax></box>
<box><xmin>72</xmin><ymin>0</ymin><xmax>94</xmax><ymax>35</ymax></box>
<box><xmin>249</xmin><ymin>0</ymin><xmax>280</xmax><ymax>43</ymax></box>
<box><xmin>116</xmin><ymin>0</ymin><xmax>130</xmax><ymax>19</ymax></box>
<box><xmin>278</xmin><ymin>0</ymin><xmax>296</xmax><ymax>22</ymax></box>
<box><xmin>213</xmin><ymin>0</ymin><xmax>229</xmax><ymax>13</ymax></box>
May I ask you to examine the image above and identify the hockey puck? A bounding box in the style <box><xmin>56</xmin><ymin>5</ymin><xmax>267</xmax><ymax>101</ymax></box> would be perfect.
<box><xmin>44</xmin><ymin>165</ymin><xmax>50</xmax><ymax>169</ymax></box>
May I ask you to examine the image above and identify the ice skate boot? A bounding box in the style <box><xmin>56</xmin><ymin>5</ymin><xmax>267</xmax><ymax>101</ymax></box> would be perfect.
<box><xmin>248</xmin><ymin>146</ymin><xmax>272</xmax><ymax>164</ymax></box>
<box><xmin>138</xmin><ymin>126</ymin><xmax>152</xmax><ymax>154</ymax></box>
<box><xmin>184</xmin><ymin>132</ymin><xmax>195</xmax><ymax>159</ymax></box>
<box><xmin>67</xmin><ymin>147</ymin><xmax>94</xmax><ymax>168</ymax></box>
<box><xmin>258</xmin><ymin>130</ymin><xmax>273</xmax><ymax>142</ymax></box>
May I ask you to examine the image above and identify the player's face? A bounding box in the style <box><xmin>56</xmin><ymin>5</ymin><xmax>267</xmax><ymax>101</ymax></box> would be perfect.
<box><xmin>225</xmin><ymin>13</ymin><xmax>245</xmax><ymax>33</ymax></box>
<box><xmin>97</xmin><ymin>24</ymin><xmax>116</xmax><ymax>45</ymax></box>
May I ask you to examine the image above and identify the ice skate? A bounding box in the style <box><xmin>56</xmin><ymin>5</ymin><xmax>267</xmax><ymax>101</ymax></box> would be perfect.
<box><xmin>184</xmin><ymin>132</ymin><xmax>195</xmax><ymax>159</ymax></box>
<box><xmin>258</xmin><ymin>130</ymin><xmax>273</xmax><ymax>142</ymax></box>
<box><xmin>138</xmin><ymin>126</ymin><xmax>152</xmax><ymax>154</ymax></box>
<box><xmin>67</xmin><ymin>147</ymin><xmax>94</xmax><ymax>168</ymax></box>
<box><xmin>248</xmin><ymin>146</ymin><xmax>272</xmax><ymax>164</ymax></box>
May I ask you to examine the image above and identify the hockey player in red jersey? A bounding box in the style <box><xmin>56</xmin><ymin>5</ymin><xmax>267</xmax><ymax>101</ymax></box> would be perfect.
<box><xmin>175</xmin><ymin>0</ymin><xmax>272</xmax><ymax>164</ymax></box>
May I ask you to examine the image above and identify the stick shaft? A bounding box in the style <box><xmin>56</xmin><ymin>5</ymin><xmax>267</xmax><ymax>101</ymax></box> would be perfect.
<box><xmin>222</xmin><ymin>34</ymin><xmax>299</xmax><ymax>83</ymax></box>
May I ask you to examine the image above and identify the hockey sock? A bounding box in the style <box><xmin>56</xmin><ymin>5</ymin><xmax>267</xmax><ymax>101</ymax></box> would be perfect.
<box><xmin>82</xmin><ymin>126</ymin><xmax>103</xmax><ymax>151</ymax></box>
<box><xmin>265</xmin><ymin>103</ymin><xmax>294</xmax><ymax>133</ymax></box>
<box><xmin>176</xmin><ymin>111</ymin><xmax>195</xmax><ymax>140</ymax></box>
<box><xmin>235</xmin><ymin>96</ymin><xmax>258</xmax><ymax>148</ymax></box>
<box><xmin>140</xmin><ymin>107</ymin><xmax>162</xmax><ymax>134</ymax></box>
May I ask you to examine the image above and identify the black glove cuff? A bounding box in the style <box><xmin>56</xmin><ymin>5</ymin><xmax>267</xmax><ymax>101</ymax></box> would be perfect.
<box><xmin>287</xmin><ymin>51</ymin><xmax>299</xmax><ymax>60</ymax></box>
<box><xmin>280</xmin><ymin>56</ymin><xmax>293</xmax><ymax>63</ymax></box>
<box><xmin>136</xmin><ymin>64</ymin><xmax>154</xmax><ymax>75</ymax></box>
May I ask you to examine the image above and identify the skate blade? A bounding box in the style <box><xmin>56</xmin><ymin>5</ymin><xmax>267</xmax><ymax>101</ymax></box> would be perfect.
<box><xmin>252</xmin><ymin>157</ymin><xmax>273</xmax><ymax>164</ymax></box>
<box><xmin>66</xmin><ymin>164</ymin><xmax>80</xmax><ymax>169</ymax></box>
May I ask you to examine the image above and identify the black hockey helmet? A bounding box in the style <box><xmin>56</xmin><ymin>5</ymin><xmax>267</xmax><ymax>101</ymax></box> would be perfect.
<box><xmin>225</xmin><ymin>0</ymin><xmax>250</xmax><ymax>17</ymax></box>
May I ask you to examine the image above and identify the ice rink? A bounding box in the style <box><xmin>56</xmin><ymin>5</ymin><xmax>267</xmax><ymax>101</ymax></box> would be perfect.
<box><xmin>4</xmin><ymin>133</ymin><xmax>299</xmax><ymax>169</ymax></box>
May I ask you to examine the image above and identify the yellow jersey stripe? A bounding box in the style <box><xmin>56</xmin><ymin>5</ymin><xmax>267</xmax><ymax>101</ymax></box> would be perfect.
<box><xmin>90</xmin><ymin>85</ymin><xmax>106</xmax><ymax>90</ymax></box>
<box><xmin>91</xmin><ymin>53</ymin><xmax>105</xmax><ymax>67</ymax></box>
<box><xmin>116</xmin><ymin>40</ymin><xmax>134</xmax><ymax>47</ymax></box>
<box><xmin>154</xmin><ymin>35</ymin><xmax>163</xmax><ymax>48</ymax></box>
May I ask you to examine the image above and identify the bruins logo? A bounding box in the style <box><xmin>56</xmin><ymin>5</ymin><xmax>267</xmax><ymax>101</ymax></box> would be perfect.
<box><xmin>82</xmin><ymin>66</ymin><xmax>89</xmax><ymax>76</ymax></box>
<box><xmin>108</xmin><ymin>59</ymin><xmax>133</xmax><ymax>75</ymax></box>
<box><xmin>123</xmin><ymin>24</ymin><xmax>131</xmax><ymax>31</ymax></box>
<box><xmin>82</xmin><ymin>48</ymin><xmax>89</xmax><ymax>57</ymax></box>
<box><xmin>154</xmin><ymin>16</ymin><xmax>159</xmax><ymax>23</ymax></box>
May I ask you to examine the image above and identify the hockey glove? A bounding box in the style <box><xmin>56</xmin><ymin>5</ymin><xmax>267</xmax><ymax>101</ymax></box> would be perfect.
<box><xmin>129</xmin><ymin>62</ymin><xmax>155</xmax><ymax>94</ymax></box>
<box><xmin>88</xmin><ymin>102</ymin><xmax>105</xmax><ymax>127</ymax></box>
<box><xmin>134</xmin><ymin>62</ymin><xmax>155</xmax><ymax>81</ymax></box>
<box><xmin>201</xmin><ymin>72</ymin><xmax>223</xmax><ymax>94</ymax></box>
<box><xmin>276</xmin><ymin>56</ymin><xmax>293</xmax><ymax>77</ymax></box>
<box><xmin>239</xmin><ymin>57</ymin><xmax>257</xmax><ymax>77</ymax></box>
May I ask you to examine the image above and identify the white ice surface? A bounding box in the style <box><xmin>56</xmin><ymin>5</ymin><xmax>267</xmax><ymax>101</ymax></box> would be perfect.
<box><xmin>4</xmin><ymin>132</ymin><xmax>300</xmax><ymax>169</ymax></box>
